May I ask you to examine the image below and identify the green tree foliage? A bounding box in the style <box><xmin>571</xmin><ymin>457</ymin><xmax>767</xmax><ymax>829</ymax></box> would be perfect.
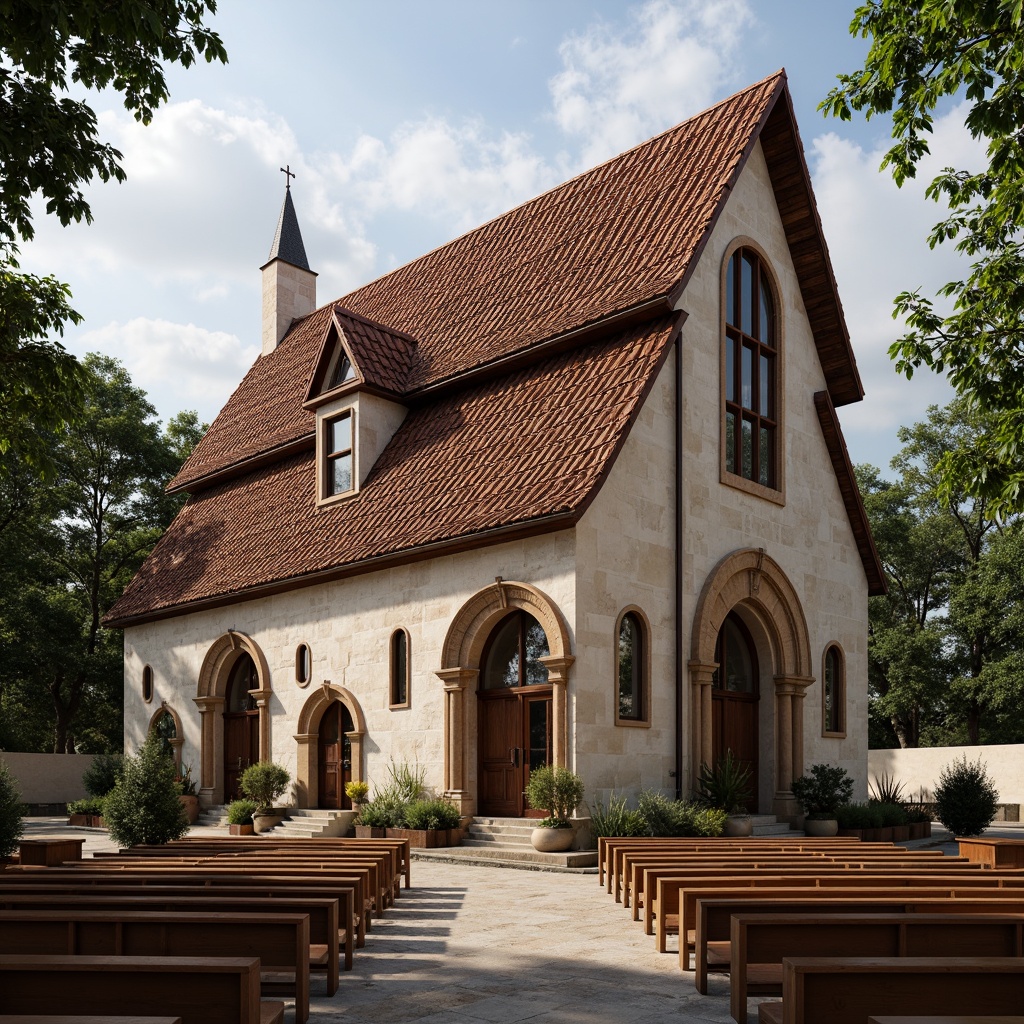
<box><xmin>822</xmin><ymin>1</ymin><xmax>1024</xmax><ymax>514</ymax></box>
<box><xmin>0</xmin><ymin>1</ymin><xmax>226</xmax><ymax>474</ymax></box>
<box><xmin>103</xmin><ymin>733</ymin><xmax>189</xmax><ymax>847</ymax></box>
<box><xmin>859</xmin><ymin>399</ymin><xmax>1024</xmax><ymax>747</ymax></box>
<box><xmin>0</xmin><ymin>759</ymin><xmax>24</xmax><ymax>857</ymax></box>
<box><xmin>0</xmin><ymin>355</ymin><xmax>204</xmax><ymax>753</ymax></box>
<box><xmin>933</xmin><ymin>754</ymin><xmax>998</xmax><ymax>836</ymax></box>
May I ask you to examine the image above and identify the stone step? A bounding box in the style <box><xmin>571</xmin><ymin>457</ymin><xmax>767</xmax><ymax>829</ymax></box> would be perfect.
<box><xmin>412</xmin><ymin>843</ymin><xmax>598</xmax><ymax>872</ymax></box>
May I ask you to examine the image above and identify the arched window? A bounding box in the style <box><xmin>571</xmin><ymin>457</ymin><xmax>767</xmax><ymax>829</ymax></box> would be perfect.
<box><xmin>142</xmin><ymin>665</ymin><xmax>154</xmax><ymax>703</ymax></box>
<box><xmin>615</xmin><ymin>609</ymin><xmax>649</xmax><ymax>725</ymax></box>
<box><xmin>226</xmin><ymin>653</ymin><xmax>259</xmax><ymax>712</ymax></box>
<box><xmin>713</xmin><ymin>613</ymin><xmax>759</xmax><ymax>693</ymax></box>
<box><xmin>295</xmin><ymin>643</ymin><xmax>311</xmax><ymax>686</ymax></box>
<box><xmin>390</xmin><ymin>629</ymin><xmax>410</xmax><ymax>708</ymax></box>
<box><xmin>481</xmin><ymin>611</ymin><xmax>550</xmax><ymax>689</ymax></box>
<box><xmin>151</xmin><ymin>708</ymin><xmax>176</xmax><ymax>758</ymax></box>
<box><xmin>822</xmin><ymin>644</ymin><xmax>845</xmax><ymax>736</ymax></box>
<box><xmin>724</xmin><ymin>245</ymin><xmax>778</xmax><ymax>490</ymax></box>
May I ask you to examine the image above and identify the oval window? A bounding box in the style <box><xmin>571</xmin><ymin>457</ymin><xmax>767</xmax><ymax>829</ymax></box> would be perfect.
<box><xmin>142</xmin><ymin>665</ymin><xmax>154</xmax><ymax>703</ymax></box>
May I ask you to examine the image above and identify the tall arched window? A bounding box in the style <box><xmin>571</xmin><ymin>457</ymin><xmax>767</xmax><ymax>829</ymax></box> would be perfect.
<box><xmin>615</xmin><ymin>609</ymin><xmax>649</xmax><ymax>725</ymax></box>
<box><xmin>481</xmin><ymin>611</ymin><xmax>550</xmax><ymax>689</ymax></box>
<box><xmin>724</xmin><ymin>245</ymin><xmax>778</xmax><ymax>490</ymax></box>
<box><xmin>822</xmin><ymin>644</ymin><xmax>845</xmax><ymax>736</ymax></box>
<box><xmin>390</xmin><ymin>629</ymin><xmax>410</xmax><ymax>708</ymax></box>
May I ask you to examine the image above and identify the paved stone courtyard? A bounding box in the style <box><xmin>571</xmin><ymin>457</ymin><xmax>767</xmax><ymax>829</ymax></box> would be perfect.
<box><xmin>18</xmin><ymin>818</ymin><xmax>1024</xmax><ymax>1023</ymax></box>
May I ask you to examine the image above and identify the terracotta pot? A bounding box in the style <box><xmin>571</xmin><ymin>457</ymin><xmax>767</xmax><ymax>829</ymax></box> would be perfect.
<box><xmin>725</xmin><ymin>814</ymin><xmax>753</xmax><ymax>837</ymax></box>
<box><xmin>803</xmin><ymin>818</ymin><xmax>839</xmax><ymax>837</ymax></box>
<box><xmin>530</xmin><ymin>826</ymin><xmax>574</xmax><ymax>852</ymax></box>
<box><xmin>228</xmin><ymin>823</ymin><xmax>254</xmax><ymax>836</ymax></box>
<box><xmin>179</xmin><ymin>795</ymin><xmax>200</xmax><ymax>825</ymax></box>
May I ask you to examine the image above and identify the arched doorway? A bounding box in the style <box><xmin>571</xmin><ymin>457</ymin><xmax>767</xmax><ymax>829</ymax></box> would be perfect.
<box><xmin>317</xmin><ymin>700</ymin><xmax>354</xmax><ymax>810</ymax></box>
<box><xmin>477</xmin><ymin>610</ymin><xmax>553</xmax><ymax>817</ymax></box>
<box><xmin>223</xmin><ymin>653</ymin><xmax>260</xmax><ymax>802</ymax></box>
<box><xmin>711</xmin><ymin>612</ymin><xmax>759</xmax><ymax>810</ymax></box>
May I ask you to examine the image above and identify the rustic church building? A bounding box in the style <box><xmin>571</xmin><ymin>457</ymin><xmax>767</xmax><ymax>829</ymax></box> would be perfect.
<box><xmin>106</xmin><ymin>71</ymin><xmax>885</xmax><ymax>822</ymax></box>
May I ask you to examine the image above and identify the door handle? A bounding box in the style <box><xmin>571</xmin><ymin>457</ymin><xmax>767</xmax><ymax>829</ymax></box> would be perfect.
<box><xmin>509</xmin><ymin>747</ymin><xmax>520</xmax><ymax>767</ymax></box>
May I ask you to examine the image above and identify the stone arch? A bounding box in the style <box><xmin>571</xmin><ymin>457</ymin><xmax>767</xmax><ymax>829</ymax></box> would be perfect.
<box><xmin>688</xmin><ymin>548</ymin><xmax>813</xmax><ymax>820</ymax></box>
<box><xmin>437</xmin><ymin>579</ymin><xmax>574</xmax><ymax>816</ymax></box>
<box><xmin>147</xmin><ymin>702</ymin><xmax>184</xmax><ymax>769</ymax></box>
<box><xmin>293</xmin><ymin>682</ymin><xmax>367</xmax><ymax>809</ymax></box>
<box><xmin>193</xmin><ymin>630</ymin><xmax>273</xmax><ymax>805</ymax></box>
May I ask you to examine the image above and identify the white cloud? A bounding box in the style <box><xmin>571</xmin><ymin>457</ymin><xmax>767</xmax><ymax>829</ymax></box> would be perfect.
<box><xmin>810</xmin><ymin>102</ymin><xmax>987</xmax><ymax>468</ymax></box>
<box><xmin>550</xmin><ymin>0</ymin><xmax>756</xmax><ymax>165</ymax></box>
<box><xmin>73</xmin><ymin>318</ymin><xmax>259</xmax><ymax>425</ymax></box>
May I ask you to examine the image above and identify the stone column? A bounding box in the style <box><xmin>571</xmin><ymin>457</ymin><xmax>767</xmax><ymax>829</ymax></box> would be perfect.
<box><xmin>293</xmin><ymin>732</ymin><xmax>317</xmax><ymax>808</ymax></box>
<box><xmin>687</xmin><ymin>661</ymin><xmax>717</xmax><ymax>787</ymax></box>
<box><xmin>538</xmin><ymin>655</ymin><xmax>575</xmax><ymax>768</ymax></box>
<box><xmin>772</xmin><ymin>674</ymin><xmax>814</xmax><ymax>821</ymax></box>
<box><xmin>193</xmin><ymin>695</ymin><xmax>225</xmax><ymax>805</ymax></box>
<box><xmin>436</xmin><ymin>667</ymin><xmax>476</xmax><ymax>815</ymax></box>
<box><xmin>251</xmin><ymin>687</ymin><xmax>272</xmax><ymax>762</ymax></box>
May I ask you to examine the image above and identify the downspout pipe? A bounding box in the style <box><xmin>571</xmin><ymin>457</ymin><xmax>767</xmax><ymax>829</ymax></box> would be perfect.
<box><xmin>674</xmin><ymin>329</ymin><xmax>685</xmax><ymax>801</ymax></box>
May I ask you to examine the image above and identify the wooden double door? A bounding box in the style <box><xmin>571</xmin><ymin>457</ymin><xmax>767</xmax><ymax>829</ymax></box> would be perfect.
<box><xmin>478</xmin><ymin>687</ymin><xmax>552</xmax><ymax>817</ymax></box>
<box><xmin>318</xmin><ymin>700</ymin><xmax>353</xmax><ymax>810</ymax></box>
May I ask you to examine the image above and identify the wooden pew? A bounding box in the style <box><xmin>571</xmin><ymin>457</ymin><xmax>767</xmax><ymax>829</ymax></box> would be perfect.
<box><xmin>656</xmin><ymin>870</ymin><xmax>1024</xmax><ymax>955</ymax></box>
<box><xmin>0</xmin><ymin>1018</ymin><xmax>184</xmax><ymax>1023</ymax></box>
<box><xmin>0</xmin><ymin>890</ymin><xmax>346</xmax><ymax>978</ymax></box>
<box><xmin>0</xmin><ymin>911</ymin><xmax>310</xmax><ymax>1024</ymax></box>
<box><xmin>730</xmin><ymin>912</ymin><xmax>1024</xmax><ymax>1024</ymax></box>
<box><xmin>693</xmin><ymin>892</ymin><xmax>1024</xmax><ymax>991</ymax></box>
<box><xmin>758</xmin><ymin>957</ymin><xmax>1024</xmax><ymax>1024</ymax></box>
<box><xmin>869</xmin><ymin>1018</ymin><xmax>1024</xmax><ymax>1024</ymax></box>
<box><xmin>0</xmin><ymin>955</ymin><xmax>283</xmax><ymax>1024</ymax></box>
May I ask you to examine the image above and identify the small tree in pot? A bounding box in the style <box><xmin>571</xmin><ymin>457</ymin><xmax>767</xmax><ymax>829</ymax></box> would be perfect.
<box><xmin>239</xmin><ymin>761</ymin><xmax>291</xmax><ymax>833</ymax></box>
<box><xmin>791</xmin><ymin>762</ymin><xmax>853</xmax><ymax>836</ymax></box>
<box><xmin>525</xmin><ymin>765</ymin><xmax>584</xmax><ymax>852</ymax></box>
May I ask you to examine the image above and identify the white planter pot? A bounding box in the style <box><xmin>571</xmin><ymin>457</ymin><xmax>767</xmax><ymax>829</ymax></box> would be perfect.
<box><xmin>725</xmin><ymin>814</ymin><xmax>753</xmax><ymax>837</ymax></box>
<box><xmin>803</xmin><ymin>818</ymin><xmax>839</xmax><ymax>837</ymax></box>
<box><xmin>530</xmin><ymin>826</ymin><xmax>574</xmax><ymax>852</ymax></box>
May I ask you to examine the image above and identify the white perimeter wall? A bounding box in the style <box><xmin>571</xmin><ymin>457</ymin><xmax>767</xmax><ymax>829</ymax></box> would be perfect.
<box><xmin>0</xmin><ymin>752</ymin><xmax>96</xmax><ymax>804</ymax></box>
<box><xmin>869</xmin><ymin>745</ymin><xmax>1024</xmax><ymax>807</ymax></box>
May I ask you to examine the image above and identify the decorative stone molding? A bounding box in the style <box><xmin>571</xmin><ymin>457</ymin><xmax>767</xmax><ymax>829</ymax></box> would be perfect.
<box><xmin>688</xmin><ymin>548</ymin><xmax>813</xmax><ymax>819</ymax></box>
<box><xmin>293</xmin><ymin>681</ymin><xmax>366</xmax><ymax>809</ymax></box>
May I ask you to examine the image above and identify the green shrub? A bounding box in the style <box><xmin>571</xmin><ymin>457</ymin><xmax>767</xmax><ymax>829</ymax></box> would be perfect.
<box><xmin>904</xmin><ymin>803</ymin><xmax>932</xmax><ymax>824</ymax></box>
<box><xmin>589</xmin><ymin>794</ymin><xmax>649</xmax><ymax>838</ymax></box>
<box><xmin>870</xmin><ymin>799</ymin><xmax>908</xmax><ymax>827</ymax></box>
<box><xmin>357</xmin><ymin>799</ymin><xmax>403</xmax><ymax>828</ymax></box>
<box><xmin>635</xmin><ymin>791</ymin><xmax>724</xmax><ymax>837</ymax></box>
<box><xmin>696</xmin><ymin>751</ymin><xmax>752</xmax><ymax>813</ymax></box>
<box><xmin>0</xmin><ymin>760</ymin><xmax>24</xmax><ymax>857</ymax></box>
<box><xmin>933</xmin><ymin>755</ymin><xmax>998</xmax><ymax>837</ymax></box>
<box><xmin>791</xmin><ymin>763</ymin><xmax>854</xmax><ymax>819</ymax></box>
<box><xmin>68</xmin><ymin>797</ymin><xmax>106</xmax><ymax>817</ymax></box>
<box><xmin>82</xmin><ymin>753</ymin><xmax>124</xmax><ymax>798</ymax></box>
<box><xmin>239</xmin><ymin>761</ymin><xmax>290</xmax><ymax>813</ymax></box>
<box><xmin>690</xmin><ymin>806</ymin><xmax>727</xmax><ymax>837</ymax></box>
<box><xmin>227</xmin><ymin>799</ymin><xmax>257</xmax><ymax>826</ymax></box>
<box><xmin>525</xmin><ymin>765</ymin><xmax>585</xmax><ymax>824</ymax></box>
<box><xmin>404</xmin><ymin>798</ymin><xmax>461</xmax><ymax>830</ymax></box>
<box><xmin>378</xmin><ymin>761</ymin><xmax>425</xmax><ymax>804</ymax></box>
<box><xmin>103</xmin><ymin>735</ymin><xmax>189</xmax><ymax>847</ymax></box>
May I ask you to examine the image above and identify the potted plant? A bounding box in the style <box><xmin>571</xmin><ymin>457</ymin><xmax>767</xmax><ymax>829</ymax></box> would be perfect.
<box><xmin>696</xmin><ymin>751</ymin><xmax>754</xmax><ymax>836</ymax></box>
<box><xmin>345</xmin><ymin>780</ymin><xmax>369</xmax><ymax>812</ymax></box>
<box><xmin>226</xmin><ymin>798</ymin><xmax>257</xmax><ymax>836</ymax></box>
<box><xmin>524</xmin><ymin>765</ymin><xmax>584</xmax><ymax>852</ymax></box>
<box><xmin>400</xmin><ymin>797</ymin><xmax>463</xmax><ymax>848</ymax></box>
<box><xmin>354</xmin><ymin>800</ymin><xmax>390</xmax><ymax>838</ymax></box>
<box><xmin>174</xmin><ymin>762</ymin><xmax>200</xmax><ymax>824</ymax></box>
<box><xmin>239</xmin><ymin>760</ymin><xmax>291</xmax><ymax>833</ymax></box>
<box><xmin>791</xmin><ymin>762</ymin><xmax>853</xmax><ymax>836</ymax></box>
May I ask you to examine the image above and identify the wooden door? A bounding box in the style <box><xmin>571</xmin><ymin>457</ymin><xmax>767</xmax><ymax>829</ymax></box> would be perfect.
<box><xmin>522</xmin><ymin>692</ymin><xmax>552</xmax><ymax>819</ymax></box>
<box><xmin>478</xmin><ymin>692</ymin><xmax>521</xmax><ymax>816</ymax></box>
<box><xmin>223</xmin><ymin>712</ymin><xmax>258</xmax><ymax>802</ymax></box>
<box><xmin>711</xmin><ymin>612</ymin><xmax>760</xmax><ymax>811</ymax></box>
<box><xmin>317</xmin><ymin>701</ymin><xmax>352</xmax><ymax>810</ymax></box>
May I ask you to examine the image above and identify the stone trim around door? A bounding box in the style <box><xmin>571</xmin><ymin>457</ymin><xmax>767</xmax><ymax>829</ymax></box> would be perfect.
<box><xmin>438</xmin><ymin>579</ymin><xmax>574</xmax><ymax>816</ymax></box>
<box><xmin>293</xmin><ymin>681</ymin><xmax>366</xmax><ymax>809</ymax></box>
<box><xmin>688</xmin><ymin>548</ymin><xmax>813</xmax><ymax>821</ymax></box>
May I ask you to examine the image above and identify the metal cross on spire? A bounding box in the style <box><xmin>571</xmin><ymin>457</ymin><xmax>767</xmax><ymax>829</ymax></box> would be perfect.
<box><xmin>280</xmin><ymin>164</ymin><xmax>295</xmax><ymax>190</ymax></box>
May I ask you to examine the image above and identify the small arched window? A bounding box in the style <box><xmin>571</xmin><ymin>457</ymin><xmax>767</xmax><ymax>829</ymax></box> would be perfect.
<box><xmin>822</xmin><ymin>644</ymin><xmax>845</xmax><ymax>736</ymax></box>
<box><xmin>142</xmin><ymin>665</ymin><xmax>154</xmax><ymax>703</ymax></box>
<box><xmin>615</xmin><ymin>609</ymin><xmax>650</xmax><ymax>726</ymax></box>
<box><xmin>151</xmin><ymin>708</ymin><xmax>176</xmax><ymax>758</ymax></box>
<box><xmin>295</xmin><ymin>643</ymin><xmax>311</xmax><ymax>686</ymax></box>
<box><xmin>724</xmin><ymin>245</ymin><xmax>779</xmax><ymax>491</ymax></box>
<box><xmin>390</xmin><ymin>629</ymin><xmax>410</xmax><ymax>708</ymax></box>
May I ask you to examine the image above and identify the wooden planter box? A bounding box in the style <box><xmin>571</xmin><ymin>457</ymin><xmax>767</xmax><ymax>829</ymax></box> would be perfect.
<box><xmin>68</xmin><ymin>814</ymin><xmax>91</xmax><ymax>827</ymax></box>
<box><xmin>836</xmin><ymin>828</ymin><xmax>864</xmax><ymax>840</ymax></box>
<box><xmin>386</xmin><ymin>827</ymin><xmax>459</xmax><ymax>848</ymax></box>
<box><xmin>19</xmin><ymin>838</ymin><xmax>86</xmax><ymax>866</ymax></box>
<box><xmin>958</xmin><ymin>837</ymin><xmax>1024</xmax><ymax>868</ymax></box>
<box><xmin>891</xmin><ymin>824</ymin><xmax>911</xmax><ymax>842</ymax></box>
<box><xmin>909</xmin><ymin>821</ymin><xmax>931</xmax><ymax>840</ymax></box>
<box><xmin>228</xmin><ymin>823</ymin><xmax>254</xmax><ymax>836</ymax></box>
<box><xmin>354</xmin><ymin>826</ymin><xmax>387</xmax><ymax>839</ymax></box>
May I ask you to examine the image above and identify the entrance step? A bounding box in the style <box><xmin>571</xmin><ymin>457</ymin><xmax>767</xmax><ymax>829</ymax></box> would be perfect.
<box><xmin>195</xmin><ymin>804</ymin><xmax>229</xmax><ymax>827</ymax></box>
<box><xmin>749</xmin><ymin>814</ymin><xmax>804</xmax><ymax>837</ymax></box>
<box><xmin>263</xmin><ymin>808</ymin><xmax>351</xmax><ymax>839</ymax></box>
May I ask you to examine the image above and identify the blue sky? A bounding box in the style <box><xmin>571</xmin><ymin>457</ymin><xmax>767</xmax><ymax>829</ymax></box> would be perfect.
<box><xmin>22</xmin><ymin>0</ymin><xmax>973</xmax><ymax>474</ymax></box>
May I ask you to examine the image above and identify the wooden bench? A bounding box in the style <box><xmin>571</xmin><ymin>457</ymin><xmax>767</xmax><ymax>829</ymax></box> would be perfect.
<box><xmin>758</xmin><ymin>957</ymin><xmax>1024</xmax><ymax>1024</ymax></box>
<box><xmin>731</xmin><ymin>912</ymin><xmax>1024</xmax><ymax>1024</ymax></box>
<box><xmin>0</xmin><ymin>1018</ymin><xmax>184</xmax><ymax>1023</ymax></box>
<box><xmin>17</xmin><ymin>840</ymin><xmax>86</xmax><ymax>867</ymax></box>
<box><xmin>869</xmin><ymin>1018</ymin><xmax>1024</xmax><ymax>1024</ymax></box>
<box><xmin>958</xmin><ymin>838</ymin><xmax>1024</xmax><ymax>869</ymax></box>
<box><xmin>693</xmin><ymin>892</ymin><xmax>1024</xmax><ymax>990</ymax></box>
<box><xmin>656</xmin><ymin>870</ymin><xmax>1024</xmax><ymax>955</ymax></box>
<box><xmin>0</xmin><ymin>910</ymin><xmax>311</xmax><ymax>1024</ymax></box>
<box><xmin>0</xmin><ymin>955</ymin><xmax>283</xmax><ymax>1024</ymax></box>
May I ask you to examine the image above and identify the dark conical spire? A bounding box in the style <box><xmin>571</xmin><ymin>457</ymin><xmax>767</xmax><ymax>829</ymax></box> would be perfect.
<box><xmin>267</xmin><ymin>186</ymin><xmax>310</xmax><ymax>271</ymax></box>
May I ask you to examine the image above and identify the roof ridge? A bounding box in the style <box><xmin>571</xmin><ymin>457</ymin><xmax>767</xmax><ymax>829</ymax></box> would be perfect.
<box><xmin>333</xmin><ymin>305</ymin><xmax>419</xmax><ymax>347</ymax></box>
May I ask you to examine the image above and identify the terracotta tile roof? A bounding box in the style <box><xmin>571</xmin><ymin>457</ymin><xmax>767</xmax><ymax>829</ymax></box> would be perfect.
<box><xmin>107</xmin><ymin>315</ymin><xmax>679</xmax><ymax>625</ymax></box>
<box><xmin>170</xmin><ymin>72</ymin><xmax>790</xmax><ymax>493</ymax></box>
<box><xmin>316</xmin><ymin>308</ymin><xmax>418</xmax><ymax>398</ymax></box>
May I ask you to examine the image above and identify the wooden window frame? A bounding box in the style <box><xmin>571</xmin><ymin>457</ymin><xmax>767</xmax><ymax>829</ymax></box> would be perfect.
<box><xmin>320</xmin><ymin>408</ymin><xmax>356</xmax><ymax>503</ymax></box>
<box><xmin>295</xmin><ymin>643</ymin><xmax>312</xmax><ymax>687</ymax></box>
<box><xmin>614</xmin><ymin>607</ymin><xmax>651</xmax><ymax>728</ymax></box>
<box><xmin>720</xmin><ymin>239</ymin><xmax>785</xmax><ymax>505</ymax></box>
<box><xmin>142</xmin><ymin>665</ymin><xmax>154</xmax><ymax>704</ymax></box>
<box><xmin>822</xmin><ymin>642</ymin><xmax>846</xmax><ymax>738</ymax></box>
<box><xmin>389</xmin><ymin>628</ymin><xmax>411</xmax><ymax>709</ymax></box>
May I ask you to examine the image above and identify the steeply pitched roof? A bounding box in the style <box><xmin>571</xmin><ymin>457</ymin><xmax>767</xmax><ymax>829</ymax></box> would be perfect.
<box><xmin>107</xmin><ymin>315</ymin><xmax>679</xmax><ymax>624</ymax></box>
<box><xmin>265</xmin><ymin>187</ymin><xmax>310</xmax><ymax>271</ymax></box>
<box><xmin>171</xmin><ymin>70</ymin><xmax>862</xmax><ymax>495</ymax></box>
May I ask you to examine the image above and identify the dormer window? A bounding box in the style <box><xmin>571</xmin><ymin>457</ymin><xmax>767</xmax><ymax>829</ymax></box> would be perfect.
<box><xmin>327</xmin><ymin>352</ymin><xmax>356</xmax><ymax>391</ymax></box>
<box><xmin>325</xmin><ymin>410</ymin><xmax>354</xmax><ymax>497</ymax></box>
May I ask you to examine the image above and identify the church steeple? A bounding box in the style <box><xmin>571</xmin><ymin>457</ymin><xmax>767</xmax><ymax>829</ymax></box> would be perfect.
<box><xmin>261</xmin><ymin>167</ymin><xmax>317</xmax><ymax>356</ymax></box>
